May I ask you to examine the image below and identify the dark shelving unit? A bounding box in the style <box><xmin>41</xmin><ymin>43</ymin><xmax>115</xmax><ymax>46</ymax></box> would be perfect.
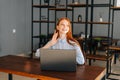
<box><xmin>84</xmin><ymin>0</ymin><xmax>114</xmax><ymax>78</ymax></box>
<box><xmin>31</xmin><ymin>0</ymin><xmax>55</xmax><ymax>58</ymax></box>
<box><xmin>31</xmin><ymin>2</ymin><xmax>114</xmax><ymax>78</ymax></box>
<box><xmin>31</xmin><ymin>0</ymin><xmax>74</xmax><ymax>58</ymax></box>
<box><xmin>31</xmin><ymin>1</ymin><xmax>119</xmax><ymax>79</ymax></box>
<box><xmin>31</xmin><ymin>0</ymin><xmax>113</xmax><ymax>53</ymax></box>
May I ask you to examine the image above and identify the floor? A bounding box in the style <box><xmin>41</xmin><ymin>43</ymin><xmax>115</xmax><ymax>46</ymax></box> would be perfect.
<box><xmin>0</xmin><ymin>52</ymin><xmax>120</xmax><ymax>80</ymax></box>
<box><xmin>91</xmin><ymin>56</ymin><xmax>120</xmax><ymax>80</ymax></box>
<box><xmin>89</xmin><ymin>51</ymin><xmax>120</xmax><ymax>80</ymax></box>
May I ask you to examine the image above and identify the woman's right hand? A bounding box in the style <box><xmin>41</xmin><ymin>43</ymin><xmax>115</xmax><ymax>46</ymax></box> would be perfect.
<box><xmin>42</xmin><ymin>30</ymin><xmax>58</xmax><ymax>49</ymax></box>
<box><xmin>50</xmin><ymin>30</ymin><xmax>58</xmax><ymax>46</ymax></box>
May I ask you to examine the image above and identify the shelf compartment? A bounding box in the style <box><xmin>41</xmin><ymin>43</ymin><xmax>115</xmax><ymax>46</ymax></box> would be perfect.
<box><xmin>87</xmin><ymin>22</ymin><xmax>112</xmax><ymax>24</ymax></box>
<box><xmin>91</xmin><ymin>4</ymin><xmax>113</xmax><ymax>7</ymax></box>
<box><xmin>111</xmin><ymin>6</ymin><xmax>120</xmax><ymax>10</ymax></box>
<box><xmin>32</xmin><ymin>20</ymin><xmax>55</xmax><ymax>23</ymax></box>
<box><xmin>72</xmin><ymin>21</ymin><xmax>87</xmax><ymax>24</ymax></box>
<box><xmin>32</xmin><ymin>35</ymin><xmax>52</xmax><ymax>39</ymax></box>
<box><xmin>67</xmin><ymin>3</ymin><xmax>112</xmax><ymax>7</ymax></box>
<box><xmin>67</xmin><ymin>3</ymin><xmax>88</xmax><ymax>7</ymax></box>
<box><xmin>72</xmin><ymin>21</ymin><xmax>112</xmax><ymax>24</ymax></box>
<box><xmin>32</xmin><ymin>35</ymin><xmax>47</xmax><ymax>38</ymax></box>
<box><xmin>49</xmin><ymin>8</ymin><xmax>72</xmax><ymax>11</ymax></box>
<box><xmin>32</xmin><ymin>4</ymin><xmax>55</xmax><ymax>8</ymax></box>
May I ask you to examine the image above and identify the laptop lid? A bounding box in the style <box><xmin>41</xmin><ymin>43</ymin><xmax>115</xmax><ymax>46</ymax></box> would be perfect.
<box><xmin>40</xmin><ymin>49</ymin><xmax>76</xmax><ymax>72</ymax></box>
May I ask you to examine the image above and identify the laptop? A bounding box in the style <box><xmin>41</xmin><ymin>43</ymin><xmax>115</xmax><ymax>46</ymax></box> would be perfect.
<box><xmin>40</xmin><ymin>49</ymin><xmax>76</xmax><ymax>72</ymax></box>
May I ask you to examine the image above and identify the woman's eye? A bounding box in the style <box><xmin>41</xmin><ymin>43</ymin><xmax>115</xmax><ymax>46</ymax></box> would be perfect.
<box><xmin>60</xmin><ymin>24</ymin><xmax>64</xmax><ymax>26</ymax></box>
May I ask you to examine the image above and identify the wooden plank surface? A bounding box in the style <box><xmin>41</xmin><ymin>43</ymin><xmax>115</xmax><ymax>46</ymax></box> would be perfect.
<box><xmin>0</xmin><ymin>55</ymin><xmax>106</xmax><ymax>80</ymax></box>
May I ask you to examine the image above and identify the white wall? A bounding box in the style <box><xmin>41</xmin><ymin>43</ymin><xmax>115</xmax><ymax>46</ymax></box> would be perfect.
<box><xmin>0</xmin><ymin>0</ymin><xmax>31</xmax><ymax>56</ymax></box>
<box><xmin>0</xmin><ymin>0</ymin><xmax>120</xmax><ymax>56</ymax></box>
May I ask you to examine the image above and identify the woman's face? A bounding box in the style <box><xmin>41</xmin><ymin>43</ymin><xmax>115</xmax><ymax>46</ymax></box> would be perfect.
<box><xmin>57</xmin><ymin>19</ymin><xmax>70</xmax><ymax>34</ymax></box>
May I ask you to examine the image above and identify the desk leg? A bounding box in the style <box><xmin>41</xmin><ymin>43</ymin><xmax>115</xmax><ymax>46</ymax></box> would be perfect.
<box><xmin>8</xmin><ymin>74</ymin><xmax>12</xmax><ymax>80</ymax></box>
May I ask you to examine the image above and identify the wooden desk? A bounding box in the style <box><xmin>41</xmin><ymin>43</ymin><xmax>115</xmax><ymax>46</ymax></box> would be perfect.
<box><xmin>0</xmin><ymin>55</ymin><xmax>106</xmax><ymax>80</ymax></box>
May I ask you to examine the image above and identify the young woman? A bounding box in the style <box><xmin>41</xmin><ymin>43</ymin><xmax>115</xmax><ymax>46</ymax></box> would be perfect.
<box><xmin>35</xmin><ymin>17</ymin><xmax>85</xmax><ymax>65</ymax></box>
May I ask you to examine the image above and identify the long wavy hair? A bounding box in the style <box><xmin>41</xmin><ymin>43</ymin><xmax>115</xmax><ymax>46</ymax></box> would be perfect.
<box><xmin>56</xmin><ymin>17</ymin><xmax>86</xmax><ymax>64</ymax></box>
<box><xmin>56</xmin><ymin>17</ymin><xmax>80</xmax><ymax>46</ymax></box>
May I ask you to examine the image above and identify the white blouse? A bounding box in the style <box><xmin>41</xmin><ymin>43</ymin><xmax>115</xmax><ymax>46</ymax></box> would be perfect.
<box><xmin>35</xmin><ymin>38</ymin><xmax>85</xmax><ymax>65</ymax></box>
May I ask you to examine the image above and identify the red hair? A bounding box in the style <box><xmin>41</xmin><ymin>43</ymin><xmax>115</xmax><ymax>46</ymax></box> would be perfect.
<box><xmin>56</xmin><ymin>17</ymin><xmax>86</xmax><ymax>64</ymax></box>
<box><xmin>56</xmin><ymin>17</ymin><xmax>80</xmax><ymax>46</ymax></box>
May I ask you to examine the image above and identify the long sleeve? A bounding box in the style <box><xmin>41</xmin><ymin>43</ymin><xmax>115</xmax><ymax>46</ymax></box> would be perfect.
<box><xmin>75</xmin><ymin>45</ymin><xmax>85</xmax><ymax>65</ymax></box>
<box><xmin>35</xmin><ymin>38</ymin><xmax>85</xmax><ymax>65</ymax></box>
<box><xmin>35</xmin><ymin>41</ymin><xmax>52</xmax><ymax>57</ymax></box>
<box><xmin>35</xmin><ymin>48</ymin><xmax>40</xmax><ymax>57</ymax></box>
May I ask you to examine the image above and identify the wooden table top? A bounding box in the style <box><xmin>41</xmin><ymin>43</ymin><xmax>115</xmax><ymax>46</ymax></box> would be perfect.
<box><xmin>0</xmin><ymin>55</ymin><xmax>106</xmax><ymax>80</ymax></box>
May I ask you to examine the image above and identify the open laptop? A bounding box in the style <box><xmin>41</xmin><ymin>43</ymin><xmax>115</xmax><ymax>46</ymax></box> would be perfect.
<box><xmin>40</xmin><ymin>49</ymin><xmax>76</xmax><ymax>72</ymax></box>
